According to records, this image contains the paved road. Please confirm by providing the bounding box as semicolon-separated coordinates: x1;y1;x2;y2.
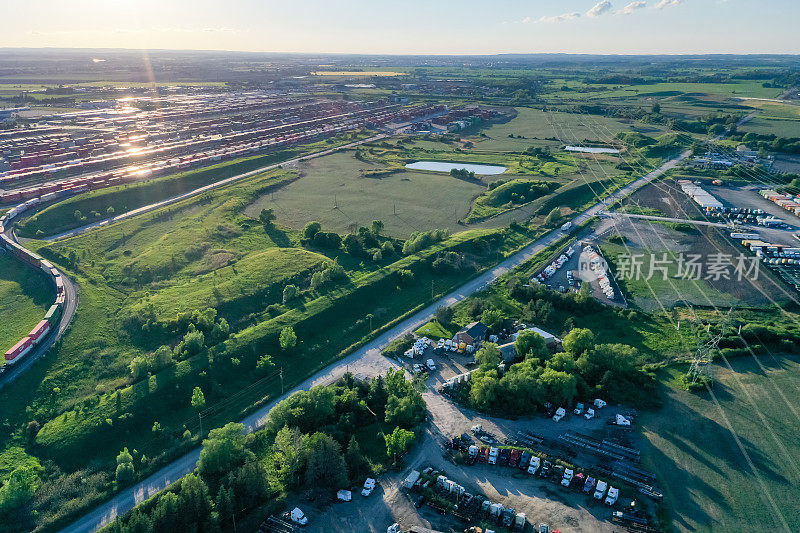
605;211;733;229
61;141;692;532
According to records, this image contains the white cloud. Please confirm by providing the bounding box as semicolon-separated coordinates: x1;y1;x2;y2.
622;1;647;14
587;0;613;17
655;0;681;8
522;16;532;23
536;12;581;23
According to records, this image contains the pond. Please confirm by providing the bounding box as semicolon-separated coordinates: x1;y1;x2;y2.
404;161;507;175
564;145;621;154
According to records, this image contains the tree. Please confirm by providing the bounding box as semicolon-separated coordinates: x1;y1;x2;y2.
344;436;368;482
385;387;426;428
211;318;230;342
381;240;395;257
106;206;115;216
256;354;274;374
563;328;595;357
279;326;297;351
480;308;503;331
151;345;173;371
129;356;149;381
469;369;500;409
198;422;248;478
310;271;325;290
652;103;661;114
150;491;182;532
475;342;501;369
515;330;549;360
539;368;578;405
304;433;347;490
303;221;322;239
232;457;268;508
371;220;384;236
183;330;205;355
282;284;298;304
152;421;163;435
435;305;454;325
115;448;135;485
179;473;213;528
259;208;276;227
0;465;39;516
546;352;578;373
384;426;415;465
372;250;382;262
268;426;306;491
191;386;206;411
343;234;364;256
215;486;235;527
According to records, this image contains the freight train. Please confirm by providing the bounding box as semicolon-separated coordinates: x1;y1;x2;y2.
0;198;66;369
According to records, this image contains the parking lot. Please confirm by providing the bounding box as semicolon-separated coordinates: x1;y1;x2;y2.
539;242;626;308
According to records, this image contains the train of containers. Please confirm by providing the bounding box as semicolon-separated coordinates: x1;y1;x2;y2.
0;199;66;367
0;102;445;204
760;189;800;218
677;179;724;212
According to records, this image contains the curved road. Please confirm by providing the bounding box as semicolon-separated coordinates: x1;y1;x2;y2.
61;143;691;532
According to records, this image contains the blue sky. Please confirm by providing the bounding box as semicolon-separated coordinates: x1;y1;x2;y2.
4;0;799;55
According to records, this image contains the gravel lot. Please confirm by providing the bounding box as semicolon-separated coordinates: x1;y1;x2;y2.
301;368;626;533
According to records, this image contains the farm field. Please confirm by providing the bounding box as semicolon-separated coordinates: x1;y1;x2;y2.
244;150;485;237
740;116;800;138
640;356;800;532
0;253;51;360
465;108;639;151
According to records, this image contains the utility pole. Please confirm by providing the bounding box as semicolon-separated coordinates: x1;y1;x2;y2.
198;413;203;435
431;280;434;300
279;367;284;395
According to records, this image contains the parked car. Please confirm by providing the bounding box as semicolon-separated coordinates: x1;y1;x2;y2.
584;408;595;420
594;480;608;500
519;451;531;470
478;447;489;463
388;523;401;533
605;487;619;506
539;460;551;478
561;468;574;487
573;402;584;415
290;507;308;526
509;448;521;467
362;478;376;497
498;448;511;465
528;456;541;475
583;476;596;494
488;447;499;465
538;523;550;533
426;358;436;371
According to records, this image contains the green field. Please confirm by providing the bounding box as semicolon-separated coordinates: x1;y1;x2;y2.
0;254;51;360
465;108;637;151
740;116;800;138
244;151;485;238
641;357;800;532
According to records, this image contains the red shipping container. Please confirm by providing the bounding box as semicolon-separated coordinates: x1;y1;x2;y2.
5;337;32;363
29;320;50;342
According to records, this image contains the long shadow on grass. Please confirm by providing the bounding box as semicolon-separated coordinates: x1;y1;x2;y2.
265;225;292;247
